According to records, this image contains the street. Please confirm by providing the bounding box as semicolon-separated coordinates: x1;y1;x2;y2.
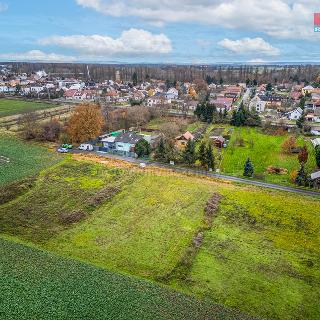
71;150;320;198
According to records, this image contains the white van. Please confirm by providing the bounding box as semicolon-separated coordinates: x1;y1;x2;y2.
79;143;94;151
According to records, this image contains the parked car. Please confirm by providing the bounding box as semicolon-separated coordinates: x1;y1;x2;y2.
61;144;73;149
57;148;69;153
79;143;94;151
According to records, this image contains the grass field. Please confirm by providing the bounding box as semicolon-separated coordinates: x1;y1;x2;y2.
44;174;212;279
1;237;253;320
179;187;320;320
0;134;61;186
0;98;56;117
1;158;320;319
219;127;316;185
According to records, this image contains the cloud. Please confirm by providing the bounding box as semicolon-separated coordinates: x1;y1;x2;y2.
247;58;267;64
0;2;8;12
75;0;320;40
39;29;172;56
218;37;280;56
0;50;77;62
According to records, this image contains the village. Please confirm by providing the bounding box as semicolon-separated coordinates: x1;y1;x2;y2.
1;64;320;189
1;64;320;128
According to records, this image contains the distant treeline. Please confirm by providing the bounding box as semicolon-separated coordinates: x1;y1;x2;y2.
4;62;320;84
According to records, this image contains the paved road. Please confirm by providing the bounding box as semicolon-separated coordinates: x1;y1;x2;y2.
71;150;320;198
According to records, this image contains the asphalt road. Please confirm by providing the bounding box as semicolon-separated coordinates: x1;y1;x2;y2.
71;150;320;198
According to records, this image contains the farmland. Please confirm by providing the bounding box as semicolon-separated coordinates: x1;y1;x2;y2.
0;98;56;117
1;157;319;319
0;133;61;186
1;237;251;320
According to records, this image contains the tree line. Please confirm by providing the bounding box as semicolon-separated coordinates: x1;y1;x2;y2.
8;62;320;84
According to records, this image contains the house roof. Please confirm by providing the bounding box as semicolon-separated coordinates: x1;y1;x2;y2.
175;131;194;141
101;136;116;143
64;89;77;97
114;132;144;144
311;171;320;180
210;136;225;143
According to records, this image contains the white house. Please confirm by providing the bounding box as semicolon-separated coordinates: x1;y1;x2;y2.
36;70;47;78
311;138;320;148
287;107;303;120
249;96;267;113
0;86;9;93
30;86;45;93
166;87;179;99
147;96;171;107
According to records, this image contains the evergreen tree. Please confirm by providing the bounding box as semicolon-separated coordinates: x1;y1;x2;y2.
223;108;228;119
164;141;178;163
266;83;273;91
295;164;307;186
230;103;261;127
154;138;166;161
194;102;217;123
132;72;138;86
315;145;320;168
296;112;305;129
182;139;196;166
135;139;151;158
206;144;215;170
243;158;254;177
198;141;207;167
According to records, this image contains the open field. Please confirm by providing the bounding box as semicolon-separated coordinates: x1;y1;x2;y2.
0;98;56;117
219;127;316;185
0;237;252;320
0;104;74;132
44;173;212;279
0;134;61;186
1;157;319;319
179;187;320;320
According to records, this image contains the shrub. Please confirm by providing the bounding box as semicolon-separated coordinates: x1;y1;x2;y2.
281;136;297;154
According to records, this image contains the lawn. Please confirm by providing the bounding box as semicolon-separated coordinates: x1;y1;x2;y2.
1;158;320;319
0;98;55;117
186;120;204;132
0;134;61;186
146;117;169;130
177;186;320;320
0;237;250;320
220;127;316;185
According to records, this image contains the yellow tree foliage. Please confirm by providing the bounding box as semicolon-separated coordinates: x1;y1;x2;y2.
66;103;105;143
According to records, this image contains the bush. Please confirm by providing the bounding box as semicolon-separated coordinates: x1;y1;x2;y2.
281;136;297;154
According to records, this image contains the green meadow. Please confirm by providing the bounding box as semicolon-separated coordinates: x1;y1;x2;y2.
1;156;319;319
0;98;55;117
220;127;316;185
0;134;61;186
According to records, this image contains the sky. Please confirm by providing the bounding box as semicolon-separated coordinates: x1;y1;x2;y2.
0;0;320;64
